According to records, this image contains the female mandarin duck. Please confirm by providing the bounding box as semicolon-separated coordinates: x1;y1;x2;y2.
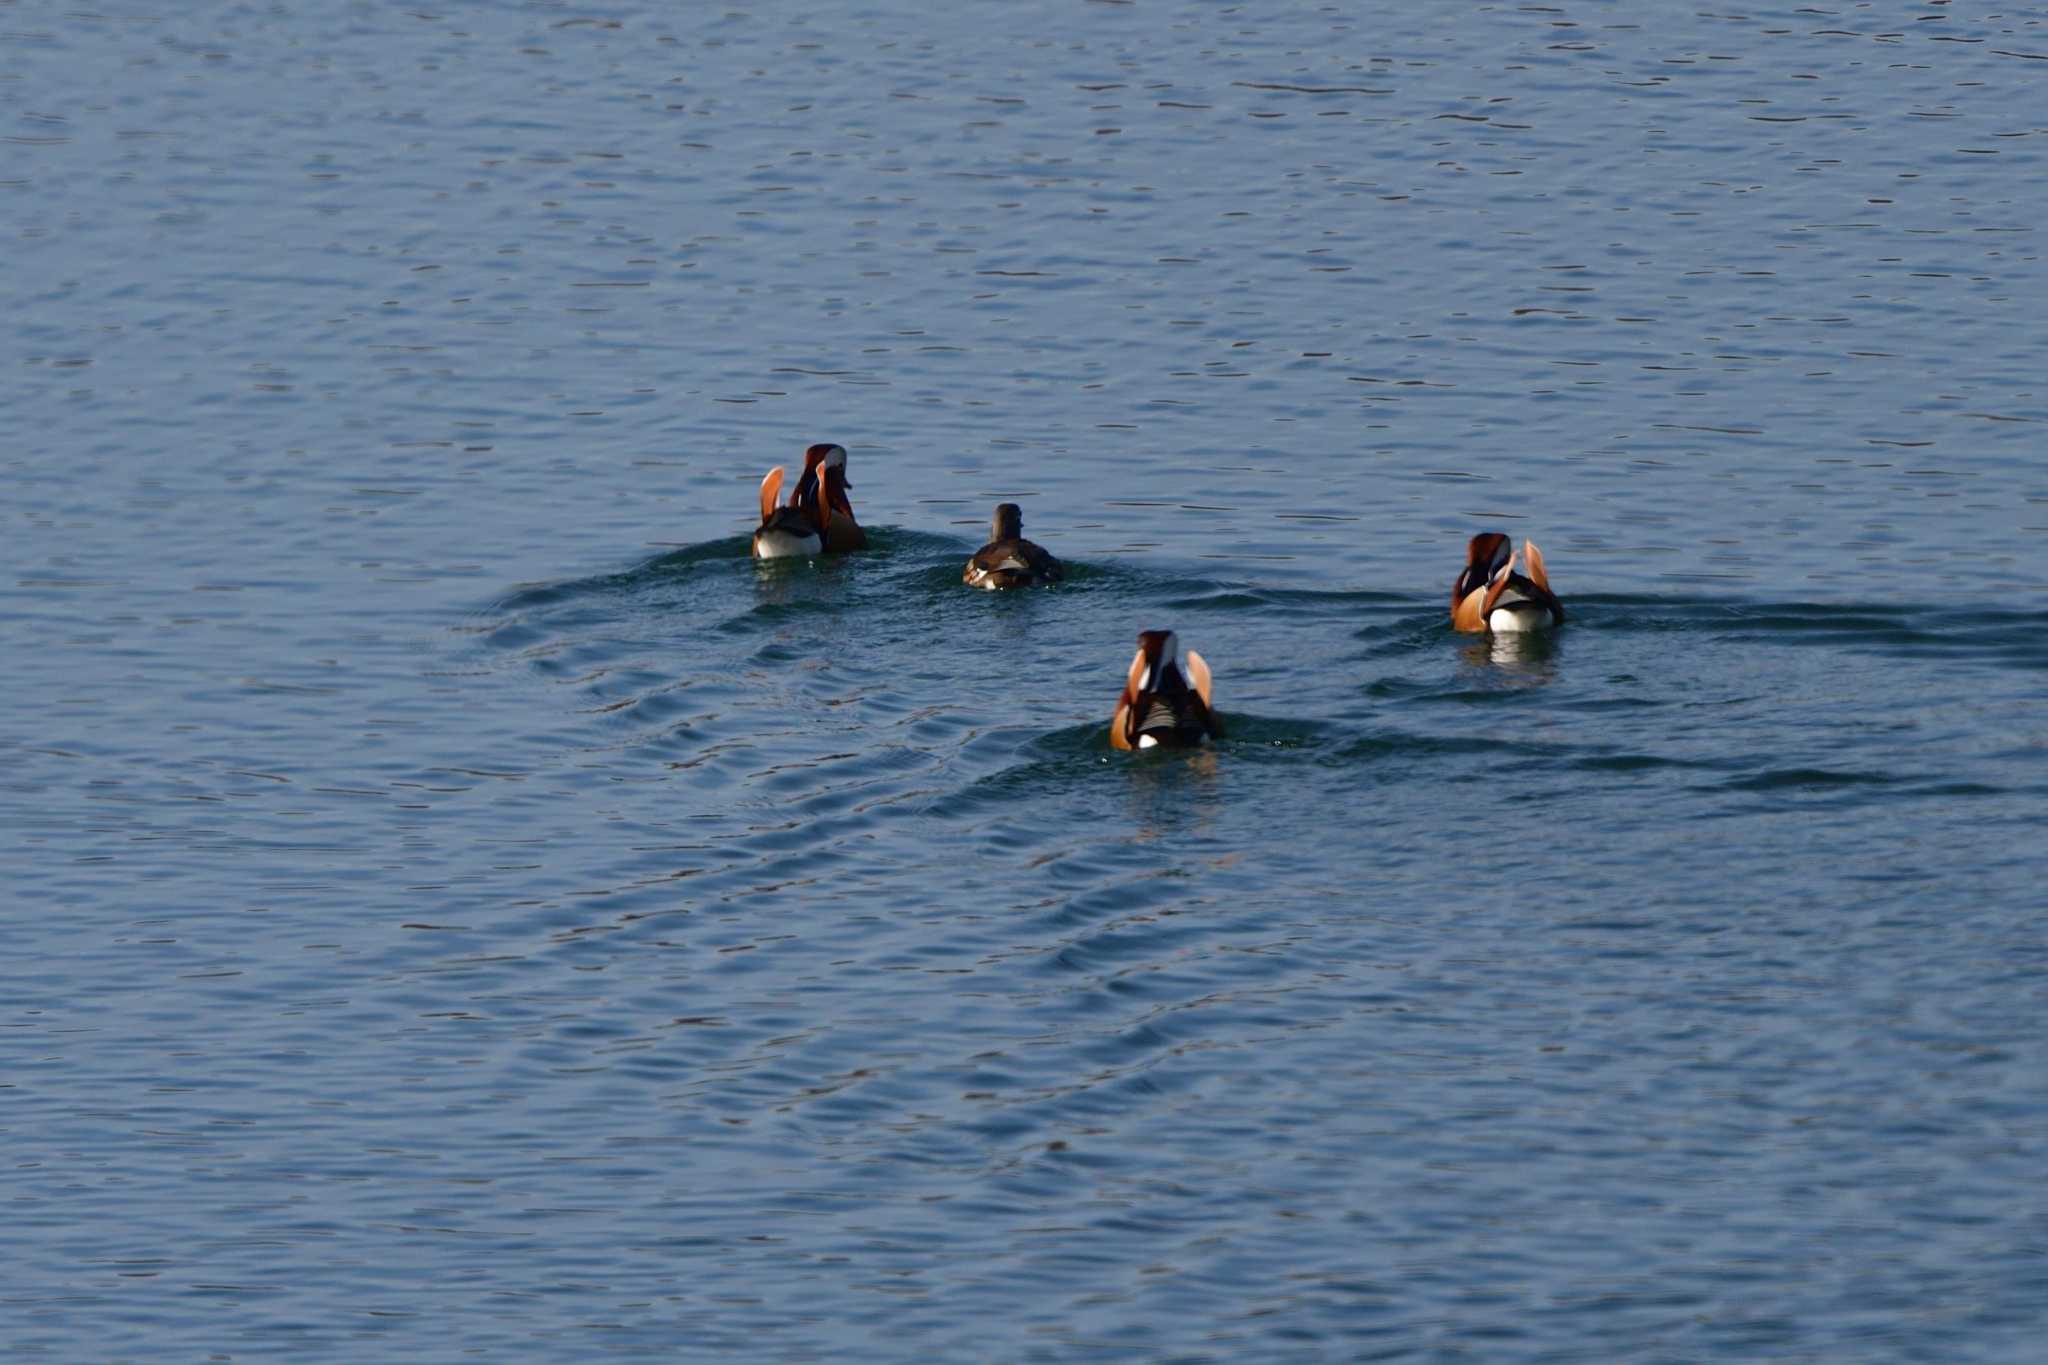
751;463;825;559
1451;531;1565;633
1110;630;1223;750
963;503;1062;589
792;442;866;552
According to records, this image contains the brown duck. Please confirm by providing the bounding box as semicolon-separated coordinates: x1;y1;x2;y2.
963;503;1062;589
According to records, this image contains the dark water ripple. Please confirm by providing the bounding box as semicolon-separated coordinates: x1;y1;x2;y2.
256;535;2029;1363
13;515;2045;1359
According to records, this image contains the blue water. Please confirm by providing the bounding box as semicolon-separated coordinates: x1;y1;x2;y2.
6;3;2048;1359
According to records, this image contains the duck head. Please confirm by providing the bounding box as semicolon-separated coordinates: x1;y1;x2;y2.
1454;532;1515;607
794;442;853;519
990;502;1023;542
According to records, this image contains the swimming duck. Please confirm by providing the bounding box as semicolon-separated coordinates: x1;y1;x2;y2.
963;503;1063;589
1451;531;1565;633
1110;629;1223;750
793;442;867;552
751;464;824;560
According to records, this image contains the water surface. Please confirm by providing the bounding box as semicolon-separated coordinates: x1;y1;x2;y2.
5;3;2048;1360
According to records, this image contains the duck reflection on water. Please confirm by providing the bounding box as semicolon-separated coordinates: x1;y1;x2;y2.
1461;625;1561;681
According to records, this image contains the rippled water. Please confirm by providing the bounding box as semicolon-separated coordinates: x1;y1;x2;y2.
7;3;2048;1360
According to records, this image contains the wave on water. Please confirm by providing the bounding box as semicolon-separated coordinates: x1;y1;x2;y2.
453;543;2044;847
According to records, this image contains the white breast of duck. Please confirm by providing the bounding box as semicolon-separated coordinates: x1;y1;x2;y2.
754;521;822;559
1487;581;1559;633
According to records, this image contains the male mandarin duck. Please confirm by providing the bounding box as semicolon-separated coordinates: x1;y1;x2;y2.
1110;630;1223;750
792;442;866;552
963;503;1062;589
1451;532;1564;633
750;463;824;560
